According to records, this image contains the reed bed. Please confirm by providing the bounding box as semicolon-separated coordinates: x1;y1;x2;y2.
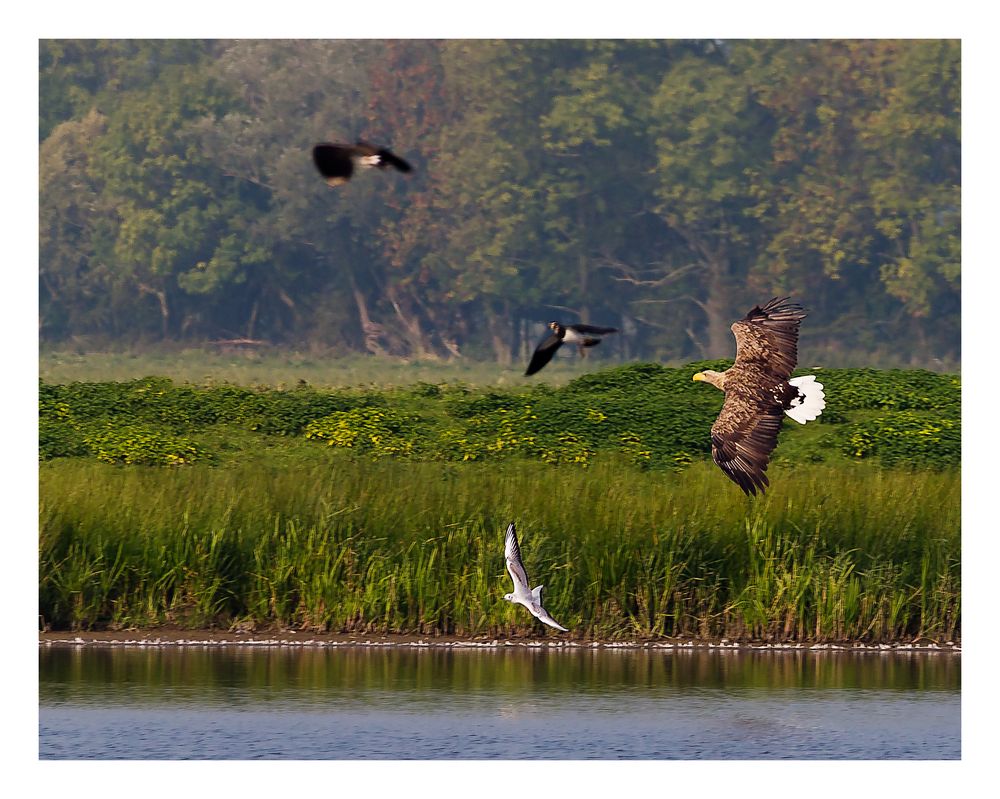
39;458;960;642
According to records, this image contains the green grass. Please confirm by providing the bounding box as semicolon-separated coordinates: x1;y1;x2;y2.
39;457;960;642
38;361;961;641
38;345;961;387
38;348;612;389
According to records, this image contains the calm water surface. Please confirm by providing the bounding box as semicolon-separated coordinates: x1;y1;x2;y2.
39;645;960;760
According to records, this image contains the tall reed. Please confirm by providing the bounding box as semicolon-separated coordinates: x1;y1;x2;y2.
39;457;960;641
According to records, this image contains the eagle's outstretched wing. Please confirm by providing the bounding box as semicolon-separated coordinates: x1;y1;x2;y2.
730;297;805;381
710;392;785;496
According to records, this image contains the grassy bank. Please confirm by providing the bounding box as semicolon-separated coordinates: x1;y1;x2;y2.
39;457;960;642
38;363;960;641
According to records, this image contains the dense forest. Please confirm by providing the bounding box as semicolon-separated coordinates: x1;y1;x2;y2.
39;39;960;366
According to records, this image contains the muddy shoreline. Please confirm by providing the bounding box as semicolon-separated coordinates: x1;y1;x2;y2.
38;629;961;652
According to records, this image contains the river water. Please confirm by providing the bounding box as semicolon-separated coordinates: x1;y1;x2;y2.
38;645;960;760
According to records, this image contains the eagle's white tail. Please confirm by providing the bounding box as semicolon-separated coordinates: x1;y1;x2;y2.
785;375;825;424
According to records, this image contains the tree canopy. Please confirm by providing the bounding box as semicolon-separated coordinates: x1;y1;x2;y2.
39;39;961;366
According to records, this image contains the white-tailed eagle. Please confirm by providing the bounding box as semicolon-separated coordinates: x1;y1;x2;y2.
692;298;825;495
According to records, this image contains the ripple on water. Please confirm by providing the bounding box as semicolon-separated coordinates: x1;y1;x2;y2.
38;646;960;760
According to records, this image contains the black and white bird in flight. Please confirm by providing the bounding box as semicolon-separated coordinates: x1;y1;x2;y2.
502;522;568;632
524;321;619;376
312;142;412;187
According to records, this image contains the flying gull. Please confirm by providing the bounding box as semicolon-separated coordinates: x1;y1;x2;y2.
502;522;568;632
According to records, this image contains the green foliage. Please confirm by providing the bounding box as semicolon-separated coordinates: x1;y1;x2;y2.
38;40;960;366
812;368;959;412
39;376;381;441
39;364;961;472
838;411;960;469
39;416;89;461
81;423;208;465
304;407;416;458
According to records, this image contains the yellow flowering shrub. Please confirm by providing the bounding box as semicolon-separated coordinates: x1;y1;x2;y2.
304;407;414;459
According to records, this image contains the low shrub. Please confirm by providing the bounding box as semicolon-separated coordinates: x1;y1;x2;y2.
38;364;961;471
839;411;960;469
304;407;416;458
81;422;209;465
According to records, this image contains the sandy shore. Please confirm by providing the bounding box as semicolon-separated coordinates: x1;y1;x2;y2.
38;629;961;652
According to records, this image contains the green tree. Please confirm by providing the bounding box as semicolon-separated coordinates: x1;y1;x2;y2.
40;40;213;140
39;108;115;338
744;40;960;361
863;40;960;327
648;43;773;357
89;61;239;338
37;39;961;366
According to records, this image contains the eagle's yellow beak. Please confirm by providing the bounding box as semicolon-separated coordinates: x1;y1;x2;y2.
692;372;705;382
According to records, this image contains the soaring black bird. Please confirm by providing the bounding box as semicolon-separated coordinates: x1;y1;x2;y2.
691;297;826;496
312;141;412;187
524;321;619;376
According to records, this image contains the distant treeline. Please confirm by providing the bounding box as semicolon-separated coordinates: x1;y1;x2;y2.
40;40;960;366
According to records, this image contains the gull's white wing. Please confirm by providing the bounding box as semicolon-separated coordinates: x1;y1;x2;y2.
504;523;530;591
535;608;569;632
528;585;568;631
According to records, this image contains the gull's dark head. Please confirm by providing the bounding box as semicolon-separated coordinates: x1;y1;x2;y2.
548;321;563;334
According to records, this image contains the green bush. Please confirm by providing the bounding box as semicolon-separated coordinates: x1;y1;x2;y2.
38;393;89;460
39;364;961;471
40;377;382;436
304;407;416;458
812;368;960;413
39;417;89;460
81;422;209;465
839;411;960;469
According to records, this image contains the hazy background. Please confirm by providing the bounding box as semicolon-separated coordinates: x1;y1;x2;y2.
39;39;960;369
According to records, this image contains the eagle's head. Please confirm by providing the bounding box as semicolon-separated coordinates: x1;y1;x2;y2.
693;370;725;390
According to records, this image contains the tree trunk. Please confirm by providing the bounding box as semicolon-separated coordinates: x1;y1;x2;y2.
348;273;386;356
246;297;260;340
386;284;437;360
577;203;590;324
703;267;735;359
354;291;386;356
669;221;736;360
486;309;512;365
138;282;169;339
688;250;734;360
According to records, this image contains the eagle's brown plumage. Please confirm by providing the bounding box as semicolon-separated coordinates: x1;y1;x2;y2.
694;297;812;496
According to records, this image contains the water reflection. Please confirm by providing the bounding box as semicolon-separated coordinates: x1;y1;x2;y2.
39;646;960;760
